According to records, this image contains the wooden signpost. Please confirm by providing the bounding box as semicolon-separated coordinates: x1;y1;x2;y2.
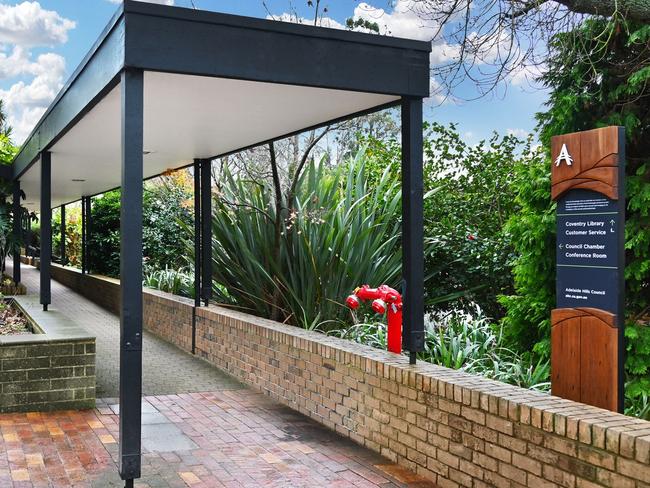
550;126;625;412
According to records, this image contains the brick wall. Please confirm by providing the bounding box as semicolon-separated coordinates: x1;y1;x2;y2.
0;340;95;413
48;264;194;353
47;264;650;487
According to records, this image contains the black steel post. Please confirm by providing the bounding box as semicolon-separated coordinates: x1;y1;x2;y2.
60;205;66;266
40;152;52;311
81;197;86;274
401;98;424;365
12;181;21;284
86;196;93;274
192;159;201;354
200;159;212;307
118;68;144;484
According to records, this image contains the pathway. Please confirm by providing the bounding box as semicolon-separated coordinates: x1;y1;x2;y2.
9;262;242;397
1;262;437;487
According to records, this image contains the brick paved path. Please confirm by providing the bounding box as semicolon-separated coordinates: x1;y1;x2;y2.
9;262;243;397
0;392;436;487
1;262;437;487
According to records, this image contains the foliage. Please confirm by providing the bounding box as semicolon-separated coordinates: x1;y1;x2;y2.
143;266;195;298
360;122;539;318
0;133;22;272
0;180;21;272
328;309;550;391
143;171;194;272
498;152;555;356
88;191;121;276
0;134;17;166
203;151;405;329
503;18;650;417
86;171;194;277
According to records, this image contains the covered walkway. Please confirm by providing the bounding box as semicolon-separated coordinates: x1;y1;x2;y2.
0;262;436;488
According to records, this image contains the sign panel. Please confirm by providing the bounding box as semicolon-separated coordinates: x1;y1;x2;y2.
556;189;623;313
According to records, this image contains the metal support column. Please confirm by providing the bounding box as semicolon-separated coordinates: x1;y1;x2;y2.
200;159;212;307
118;68;144;485
192;159;201;354
60;205;66;266
86;196;92;273
401;97;424;365
12;181;21;284
40;151;52;311
81;197;86;274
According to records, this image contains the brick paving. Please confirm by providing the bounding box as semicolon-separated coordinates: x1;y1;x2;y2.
1;263;437;487
0;391;436;487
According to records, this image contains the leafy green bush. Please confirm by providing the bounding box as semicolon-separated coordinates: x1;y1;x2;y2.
86;172;194;277
361;123;539;318
328;309;550;392
143;266;195;298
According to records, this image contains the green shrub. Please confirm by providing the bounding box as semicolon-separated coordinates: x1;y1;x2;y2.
143;266;195;298
361;123;538;318
327;309;550;392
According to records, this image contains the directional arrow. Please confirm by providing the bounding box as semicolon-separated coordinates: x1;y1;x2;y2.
610;219;616;233
559;244;564;249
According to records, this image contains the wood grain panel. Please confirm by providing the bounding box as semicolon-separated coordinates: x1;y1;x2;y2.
551;127;620;201
551;307;619;410
551;309;581;402
580;315;618;411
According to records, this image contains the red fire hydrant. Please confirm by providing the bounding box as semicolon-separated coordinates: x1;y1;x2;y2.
346;285;402;354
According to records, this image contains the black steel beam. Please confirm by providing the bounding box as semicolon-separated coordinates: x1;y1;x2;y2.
60;205;66;266
125;4;430;98
12;181;21;284
200;159;211;307
40;152;52;311
118;68;144;484
401;97;424;365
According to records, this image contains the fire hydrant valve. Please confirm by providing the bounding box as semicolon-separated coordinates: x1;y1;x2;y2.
345;284;402;354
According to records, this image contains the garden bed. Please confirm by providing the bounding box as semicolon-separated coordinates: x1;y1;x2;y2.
0;298;34;335
0;295;95;413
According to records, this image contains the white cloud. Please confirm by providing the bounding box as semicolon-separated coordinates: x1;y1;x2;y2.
509;63;545;87
507;128;529;138
106;0;175;4
0;46;32;79
0;3;74;144
0;2;75;47
0;52;66;143
270;12;345;29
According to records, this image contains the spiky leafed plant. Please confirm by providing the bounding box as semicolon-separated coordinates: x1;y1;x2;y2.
202;151;406;329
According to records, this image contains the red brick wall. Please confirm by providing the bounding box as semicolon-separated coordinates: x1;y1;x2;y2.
47;264;650;487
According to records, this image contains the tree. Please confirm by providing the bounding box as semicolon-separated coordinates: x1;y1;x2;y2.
268;0;649;99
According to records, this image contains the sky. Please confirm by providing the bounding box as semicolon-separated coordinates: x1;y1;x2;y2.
0;0;549;146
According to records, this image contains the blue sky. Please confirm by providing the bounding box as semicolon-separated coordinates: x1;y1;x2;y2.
0;0;548;145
